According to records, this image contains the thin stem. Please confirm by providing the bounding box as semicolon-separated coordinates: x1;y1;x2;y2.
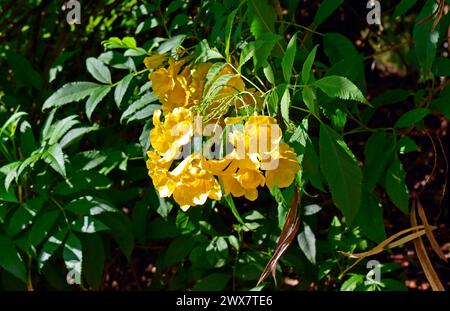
276;20;324;36
50;196;71;229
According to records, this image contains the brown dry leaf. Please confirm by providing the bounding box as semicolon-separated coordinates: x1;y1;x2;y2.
257;188;300;287
411;200;445;291
339;226;428;278
417;201;448;262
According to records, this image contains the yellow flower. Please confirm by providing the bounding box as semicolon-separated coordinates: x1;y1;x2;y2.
171;155;222;211
144;54;167;70
221;168;265;201
150;108;194;161
264;144;300;189
146;151;176;198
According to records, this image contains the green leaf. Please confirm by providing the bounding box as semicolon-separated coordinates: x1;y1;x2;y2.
43;82;101;110
314;76;368;104
5;51;42;90
323;33;358;64
0;235;26;282
394;0;418;17
0;111;27;137
85;86;111;120
164;236;197;267
59;125;99;149
302;45;318;84
192;273;230;291
433;84;450;118
19;121;37;157
66;196;117;216
157;35;186;53
114;74;133;108
46;115;79;145
385;157;409;214
42;144;66;177
413;0;440;79
319;124;362;225
224;195;245;226
225;8;239;59
38;229;68;270
247;0;276;40
433;57;450;77
0;183;17;203
355;189;386;243
302;86;317;114
86;58;112;84
363;131;396;191
263;64;275;85
341;274;365;291
63;233;83;285
71;216;109;233
29;210;60;246
297;223;316;264
120;92;159;123
398;136;419;154
313;0;344;27
266;87;279;116
97;212;133;259
280;85;291;125
239;33;281;69
80;233;105;290
395;108;430;128
282;33;298;82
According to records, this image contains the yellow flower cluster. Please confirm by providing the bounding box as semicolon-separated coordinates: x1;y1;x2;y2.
144;55;300;211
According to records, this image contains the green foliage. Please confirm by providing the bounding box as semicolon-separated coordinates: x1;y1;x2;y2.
0;0;447;292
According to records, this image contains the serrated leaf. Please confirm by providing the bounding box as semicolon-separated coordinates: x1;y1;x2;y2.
43;82;101;110
319;124;362;225
120;92;159;123
263;64;275;85
247;0;276;40
86;58;112;84
385;157;409;214
59;126;99;149
282;33;298;82
42;144;66;177
280;85;291;125
46;115;79;145
395;108;430;128
302;86;317;114
85;86;111;120
0;235;26;282
157;35;186;53
302;45;318;84
314;76;368;104
297;223;316;264
114;74;133;108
